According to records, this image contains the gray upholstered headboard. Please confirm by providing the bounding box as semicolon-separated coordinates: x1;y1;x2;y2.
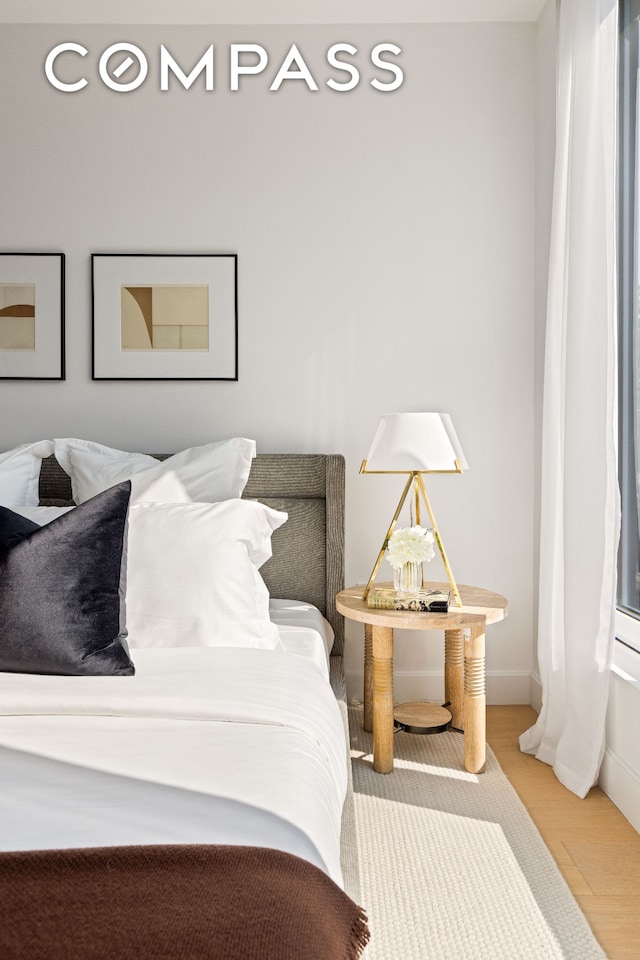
38;453;346;656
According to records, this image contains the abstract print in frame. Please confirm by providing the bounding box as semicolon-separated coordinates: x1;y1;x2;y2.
0;253;65;380
91;254;238;380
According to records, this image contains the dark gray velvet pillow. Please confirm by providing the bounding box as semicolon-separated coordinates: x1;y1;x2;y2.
0;481;134;677
0;509;40;550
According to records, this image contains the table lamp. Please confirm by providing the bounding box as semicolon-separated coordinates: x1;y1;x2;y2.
360;412;468;605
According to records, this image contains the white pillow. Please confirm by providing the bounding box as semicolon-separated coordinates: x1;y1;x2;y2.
0;441;54;507
53;437;256;505
125;499;288;649
11;505;74;524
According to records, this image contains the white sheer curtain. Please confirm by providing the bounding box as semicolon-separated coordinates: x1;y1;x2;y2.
519;0;620;798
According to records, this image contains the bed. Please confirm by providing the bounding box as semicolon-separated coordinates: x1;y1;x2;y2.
0;440;366;960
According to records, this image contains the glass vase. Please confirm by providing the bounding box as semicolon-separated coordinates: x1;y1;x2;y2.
393;561;423;594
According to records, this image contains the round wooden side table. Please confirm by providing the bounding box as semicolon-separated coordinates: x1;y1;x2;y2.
336;582;508;774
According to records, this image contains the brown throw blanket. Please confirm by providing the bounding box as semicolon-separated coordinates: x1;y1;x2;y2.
0;844;370;960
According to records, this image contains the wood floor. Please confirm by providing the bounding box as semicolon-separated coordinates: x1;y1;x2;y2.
486;705;640;960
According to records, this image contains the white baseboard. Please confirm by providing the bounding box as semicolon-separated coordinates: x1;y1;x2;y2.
345;669;532;705
599;747;640;834
529;672;542;712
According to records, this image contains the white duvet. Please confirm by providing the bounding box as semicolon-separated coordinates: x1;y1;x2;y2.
0;645;348;885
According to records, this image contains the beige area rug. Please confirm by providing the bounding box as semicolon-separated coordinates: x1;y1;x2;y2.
348;702;606;960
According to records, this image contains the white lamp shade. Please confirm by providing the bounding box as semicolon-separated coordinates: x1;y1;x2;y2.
365;413;468;472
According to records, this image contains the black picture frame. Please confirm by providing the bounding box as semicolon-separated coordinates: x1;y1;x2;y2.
91;253;238;381
0;252;65;380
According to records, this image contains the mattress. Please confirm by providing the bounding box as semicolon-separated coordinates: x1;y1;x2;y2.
0;606;347;886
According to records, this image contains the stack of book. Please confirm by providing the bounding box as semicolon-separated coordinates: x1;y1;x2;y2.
366;587;450;612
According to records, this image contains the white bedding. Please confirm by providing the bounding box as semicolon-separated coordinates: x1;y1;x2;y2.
270;598;334;679
0;636;347;885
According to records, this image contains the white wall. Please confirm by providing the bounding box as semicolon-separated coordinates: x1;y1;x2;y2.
0;1;549;25
0;20;536;703
530;0;556;709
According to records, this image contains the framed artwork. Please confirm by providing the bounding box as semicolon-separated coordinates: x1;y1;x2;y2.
0;253;65;380
91;253;238;380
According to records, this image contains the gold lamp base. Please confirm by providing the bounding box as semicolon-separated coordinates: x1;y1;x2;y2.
360;461;463;606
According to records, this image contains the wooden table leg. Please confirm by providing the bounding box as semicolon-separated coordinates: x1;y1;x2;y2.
463;621;486;774
363;623;373;733
444;628;464;730
372;625;394;774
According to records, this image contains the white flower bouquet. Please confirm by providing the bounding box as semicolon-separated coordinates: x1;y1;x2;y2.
386;525;435;569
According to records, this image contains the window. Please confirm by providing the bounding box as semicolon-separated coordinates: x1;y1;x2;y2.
618;0;640;653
